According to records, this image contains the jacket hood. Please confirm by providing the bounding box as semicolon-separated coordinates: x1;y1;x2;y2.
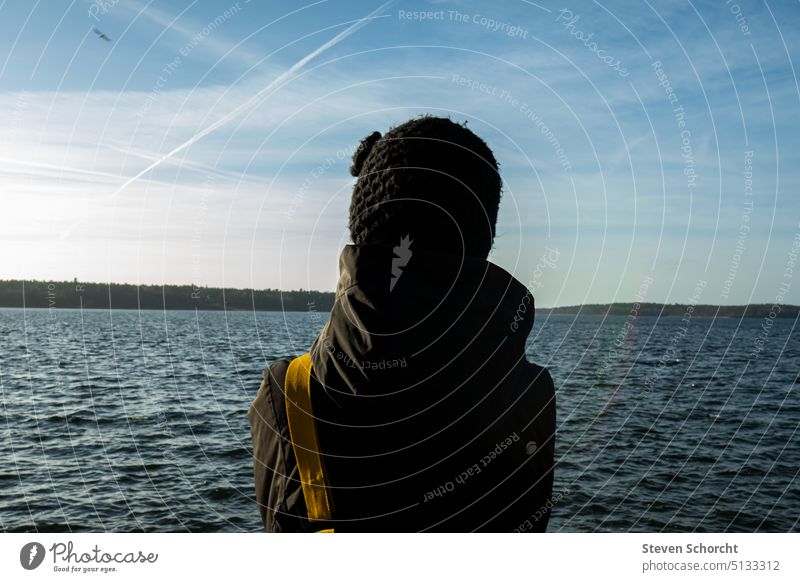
309;243;535;398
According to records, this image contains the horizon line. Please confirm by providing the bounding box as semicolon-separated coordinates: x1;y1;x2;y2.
2;278;797;311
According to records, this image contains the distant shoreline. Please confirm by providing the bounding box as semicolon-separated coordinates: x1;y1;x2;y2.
542;303;799;318
0;279;336;312
1;279;797;318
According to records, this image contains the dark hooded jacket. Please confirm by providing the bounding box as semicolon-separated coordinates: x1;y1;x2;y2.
248;243;555;532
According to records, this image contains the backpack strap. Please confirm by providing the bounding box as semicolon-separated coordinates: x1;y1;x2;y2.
284;353;334;531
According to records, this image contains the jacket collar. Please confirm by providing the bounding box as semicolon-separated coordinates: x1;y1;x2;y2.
309;243;534;396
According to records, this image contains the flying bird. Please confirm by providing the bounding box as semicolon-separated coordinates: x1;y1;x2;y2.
94;28;112;42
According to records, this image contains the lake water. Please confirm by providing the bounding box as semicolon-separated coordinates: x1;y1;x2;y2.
1;308;797;532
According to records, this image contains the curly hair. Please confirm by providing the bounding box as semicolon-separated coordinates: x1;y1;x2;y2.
347;116;501;258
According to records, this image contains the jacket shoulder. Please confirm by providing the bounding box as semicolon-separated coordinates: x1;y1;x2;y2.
522;360;554;391
515;360;556;419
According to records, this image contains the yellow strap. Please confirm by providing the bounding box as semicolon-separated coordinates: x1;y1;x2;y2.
284;353;334;527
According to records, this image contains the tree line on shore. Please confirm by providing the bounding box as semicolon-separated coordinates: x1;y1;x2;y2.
0;279;335;311
543;302;799;318
0;280;796;318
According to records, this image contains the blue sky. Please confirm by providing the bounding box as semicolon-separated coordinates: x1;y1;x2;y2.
1;0;798;307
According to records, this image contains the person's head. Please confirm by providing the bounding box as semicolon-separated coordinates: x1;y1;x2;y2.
347;116;501;259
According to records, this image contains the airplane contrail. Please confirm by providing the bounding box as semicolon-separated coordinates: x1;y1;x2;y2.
60;1;395;240
0;157;123;182
100;141;269;185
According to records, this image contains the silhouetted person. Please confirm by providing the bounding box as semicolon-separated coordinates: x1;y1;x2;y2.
249;116;555;532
